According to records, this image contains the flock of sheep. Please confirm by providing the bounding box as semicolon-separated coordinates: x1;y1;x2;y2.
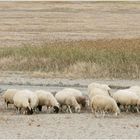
2;82;140;117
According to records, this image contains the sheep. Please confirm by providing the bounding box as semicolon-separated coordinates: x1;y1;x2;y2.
91;95;120;117
2;89;19;108
57;88;87;108
111;89;139;112
13;89;39;115
87;83;111;110
35;90;59;113
87;82;111;99
55;89;81;113
88;83;111;94
129;86;140;97
88;87;110;99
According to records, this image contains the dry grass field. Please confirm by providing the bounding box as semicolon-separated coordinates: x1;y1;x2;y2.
0;1;140;79
0;1;140;47
0;39;139;79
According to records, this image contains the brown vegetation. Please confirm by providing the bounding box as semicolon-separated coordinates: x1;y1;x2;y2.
0;39;139;79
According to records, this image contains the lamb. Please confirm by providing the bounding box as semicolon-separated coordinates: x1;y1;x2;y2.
57;88;87;108
2;89;19;108
87;82;111;99
13;89;39;115
111;89;139;112
35;90;59;113
55;89;81;113
91;95;120;117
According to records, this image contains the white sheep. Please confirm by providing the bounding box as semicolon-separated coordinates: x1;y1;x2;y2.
129;86;140;97
55;89;81;113
129;86;140;111
2;89;19;108
111;89;139;112
91;95;120;117
87;82;111;99
57;88;87;108
88;82;111;93
13;89;39;115
35;90;59;113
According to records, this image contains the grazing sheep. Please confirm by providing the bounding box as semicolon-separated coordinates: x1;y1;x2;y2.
91;95;120;117
57;88;87;108
13;89;39;115
35;90;59;113
88;83;111;94
2;89;19;108
87;83;111;99
111;89;139;112
55;90;81;113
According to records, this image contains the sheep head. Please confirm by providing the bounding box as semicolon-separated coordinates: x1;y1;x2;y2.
53;106;59;113
75;104;81;113
26;107;33;115
76;96;86;108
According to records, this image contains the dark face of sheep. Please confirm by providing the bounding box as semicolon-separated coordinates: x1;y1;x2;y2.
81;99;86;108
37;105;42;111
53;106;59;113
26;108;33;115
77;97;86;108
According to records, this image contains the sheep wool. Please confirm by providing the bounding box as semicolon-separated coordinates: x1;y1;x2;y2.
35;90;59;113
3;89;19;108
91;95;120;116
13;89;39;115
55;90;81;113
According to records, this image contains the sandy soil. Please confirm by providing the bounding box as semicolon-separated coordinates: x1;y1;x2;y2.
0;73;140;138
0;1;140;47
0;98;140;139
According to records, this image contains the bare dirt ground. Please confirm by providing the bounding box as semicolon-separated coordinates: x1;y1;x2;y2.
0;1;140;47
0;73;140;139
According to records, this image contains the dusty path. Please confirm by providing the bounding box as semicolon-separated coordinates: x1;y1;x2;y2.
0;109;140;139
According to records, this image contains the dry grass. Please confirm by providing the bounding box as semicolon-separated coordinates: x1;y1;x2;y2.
0;38;140;79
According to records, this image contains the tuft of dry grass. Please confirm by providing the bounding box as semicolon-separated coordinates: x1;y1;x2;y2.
0;38;140;79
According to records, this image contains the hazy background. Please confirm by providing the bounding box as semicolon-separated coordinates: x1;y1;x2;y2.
0;1;140;47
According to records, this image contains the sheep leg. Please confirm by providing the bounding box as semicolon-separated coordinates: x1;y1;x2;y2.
60;105;63;112
47;107;52;113
60;105;66;113
94;110;98;118
68;105;72;113
16;107;21;115
23;109;27;115
6;102;9;109
91;107;94;113
102;111;105;118
136;106;139;113
38;105;42;111
114;112;118;116
125;105;129;113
